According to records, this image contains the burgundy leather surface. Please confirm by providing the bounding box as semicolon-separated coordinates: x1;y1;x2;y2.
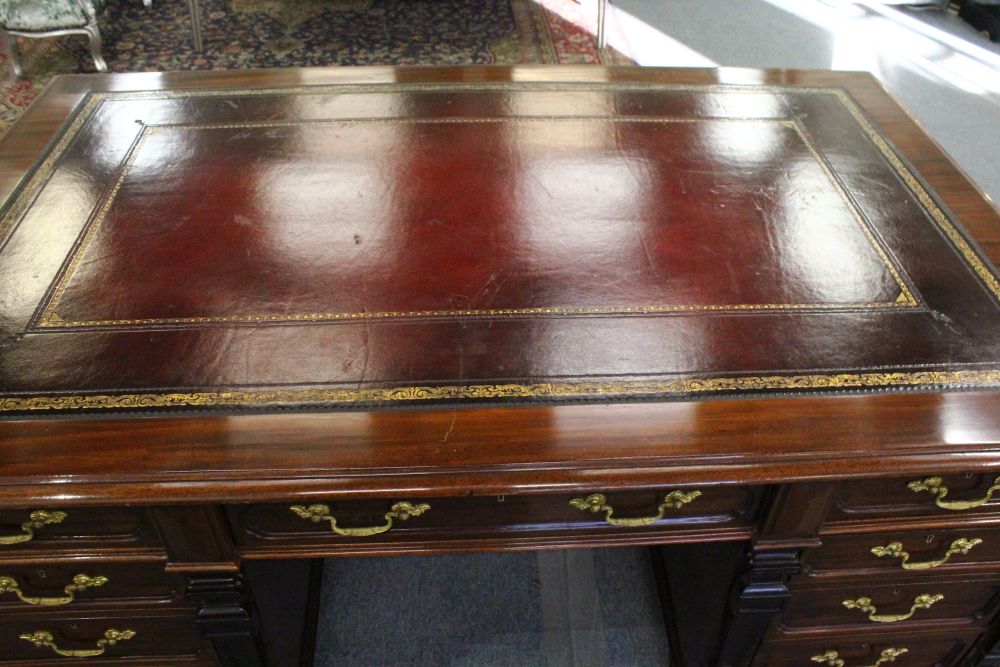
1;79;999;413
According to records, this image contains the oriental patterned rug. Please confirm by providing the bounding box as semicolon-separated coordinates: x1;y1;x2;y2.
0;0;632;135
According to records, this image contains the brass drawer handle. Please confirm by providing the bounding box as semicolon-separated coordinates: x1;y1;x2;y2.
289;502;430;537
842;593;942;623
871;537;982;570
0;510;67;546
0;573;108;606
19;628;135;658
812;648;908;667
568;490;702;527
907;475;1000;510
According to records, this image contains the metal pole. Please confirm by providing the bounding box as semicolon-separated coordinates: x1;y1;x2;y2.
187;0;203;52
596;0;608;49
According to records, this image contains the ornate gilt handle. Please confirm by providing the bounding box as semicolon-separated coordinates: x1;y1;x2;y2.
812;648;908;667
568;490;702;527
0;510;67;546
871;537;982;570
907;475;1000;510
19;628;135;658
842;593;942;623
0;573;107;606
289;502;430;537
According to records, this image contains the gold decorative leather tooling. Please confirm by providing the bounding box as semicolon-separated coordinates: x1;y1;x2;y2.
289;502;431;537
19;628;135;658
0;573;107;606
812;648;909;667
3;80;1000;416
568;491;702;527
0;510;67;546
842;593;943;623
908;476;1000;510
871;537;982;570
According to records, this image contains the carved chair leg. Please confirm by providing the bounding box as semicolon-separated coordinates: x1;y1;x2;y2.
1;30;22;79
83;23;107;72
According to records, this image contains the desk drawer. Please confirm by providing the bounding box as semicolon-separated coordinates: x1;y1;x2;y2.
0;610;217;664
0;508;161;558
0;560;179;614
827;473;1000;526
803;526;1000;579
230;485;760;554
753;630;977;667
776;577;1000;635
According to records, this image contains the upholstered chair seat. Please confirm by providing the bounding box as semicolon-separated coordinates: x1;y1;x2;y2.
0;0;148;77
0;0;107;32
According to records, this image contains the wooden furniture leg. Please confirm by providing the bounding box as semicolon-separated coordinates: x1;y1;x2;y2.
188;574;266;667
716;548;799;667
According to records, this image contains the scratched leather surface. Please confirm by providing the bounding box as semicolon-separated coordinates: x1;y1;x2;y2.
1;81;999;413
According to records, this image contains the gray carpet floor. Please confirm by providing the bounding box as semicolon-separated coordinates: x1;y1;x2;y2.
315;548;670;666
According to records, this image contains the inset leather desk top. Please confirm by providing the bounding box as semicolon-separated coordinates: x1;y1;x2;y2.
1;67;999;415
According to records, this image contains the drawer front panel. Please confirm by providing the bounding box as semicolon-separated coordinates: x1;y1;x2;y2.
230;485;760;550
0;508;161;557
754;631;977;667
803;527;1000;578
828;473;1000;525
0;560;179;613
0;612;215;664
778;578;1000;634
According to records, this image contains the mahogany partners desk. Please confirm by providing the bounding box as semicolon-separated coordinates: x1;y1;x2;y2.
1;65;1000;666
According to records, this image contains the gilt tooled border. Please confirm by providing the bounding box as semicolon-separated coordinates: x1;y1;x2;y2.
1;81;999;411
829;88;1000;304
34;115;915;329
0;95;104;248
5;80;999;311
3;370;1000;412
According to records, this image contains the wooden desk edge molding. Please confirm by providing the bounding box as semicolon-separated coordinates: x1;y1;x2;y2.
1;66;999;667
